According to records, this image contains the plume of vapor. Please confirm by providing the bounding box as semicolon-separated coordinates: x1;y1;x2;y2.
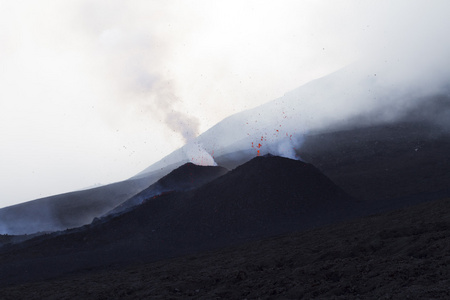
0;202;58;235
146;81;218;165
183;142;217;166
165;110;200;142
3;0;450;208
94;23;203;147
82;0;450;166
129;77;216;166
152;82;200;143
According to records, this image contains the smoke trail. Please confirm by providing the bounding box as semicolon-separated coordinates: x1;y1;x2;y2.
151;81;200;139
183;141;217;166
96;27;214;166
164;108;200;143
145;80;217;166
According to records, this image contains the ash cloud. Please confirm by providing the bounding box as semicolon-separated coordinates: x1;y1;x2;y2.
85;0;450;156
0;201;59;235
93;23;202;146
3;1;450;209
183;142;217;166
130;75;215;166
152;82;200;143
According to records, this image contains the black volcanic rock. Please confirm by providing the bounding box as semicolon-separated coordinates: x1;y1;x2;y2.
180;155;355;238
300;120;450;201
3;197;449;299
0;175;155;235
0;156;356;286
98;156;355;247
103;163;229;218
98;155;355;246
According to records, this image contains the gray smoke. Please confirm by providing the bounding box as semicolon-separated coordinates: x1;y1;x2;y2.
152;82;200;143
0;201;58;235
3;0;450;225
81;0;450;168
144;80;217;165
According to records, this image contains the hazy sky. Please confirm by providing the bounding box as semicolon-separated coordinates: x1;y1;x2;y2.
0;1;448;208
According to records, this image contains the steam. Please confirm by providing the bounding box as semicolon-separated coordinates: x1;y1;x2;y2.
183;142;217;166
273;137;304;161
82;0;450;149
246;125;304;160
151;81;201;143
165;110;200;142
0;202;59;235
2;0;450;209
149;81;216;166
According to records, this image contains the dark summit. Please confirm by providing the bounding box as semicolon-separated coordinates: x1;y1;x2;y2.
0;155;355;287
103;163;229;218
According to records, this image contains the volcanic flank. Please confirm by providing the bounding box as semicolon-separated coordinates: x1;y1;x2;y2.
102;163;229;218
0;171;164;235
0;155;355;287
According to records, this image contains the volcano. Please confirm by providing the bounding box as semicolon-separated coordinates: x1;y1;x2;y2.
0;155;355;287
0;60;449;297
102;163;229;218
0;168;171;235
2;61;449;237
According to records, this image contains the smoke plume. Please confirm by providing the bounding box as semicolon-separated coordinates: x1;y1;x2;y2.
183;142;217;166
147;81;217;166
149;80;201;143
2;1;450;208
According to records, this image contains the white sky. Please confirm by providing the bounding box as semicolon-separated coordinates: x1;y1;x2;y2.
0;1;448;208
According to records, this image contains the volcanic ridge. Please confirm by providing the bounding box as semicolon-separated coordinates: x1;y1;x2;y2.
0;155;355;287
102;163;229;218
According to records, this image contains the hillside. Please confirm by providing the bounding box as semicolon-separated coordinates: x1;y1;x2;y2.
1;196;449;299
103;163;229;218
0;155;355;287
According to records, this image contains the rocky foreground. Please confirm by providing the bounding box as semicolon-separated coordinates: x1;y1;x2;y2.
1;196;449;299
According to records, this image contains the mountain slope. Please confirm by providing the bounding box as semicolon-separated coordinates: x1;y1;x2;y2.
135;62;450;177
103;163;228;218
0;155;356;287
2;196;448;299
300;120;450;201
0;168;172;235
3;62;449;236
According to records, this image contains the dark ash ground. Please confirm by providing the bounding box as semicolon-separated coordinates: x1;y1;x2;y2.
1;120;450;299
1;197;449;299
